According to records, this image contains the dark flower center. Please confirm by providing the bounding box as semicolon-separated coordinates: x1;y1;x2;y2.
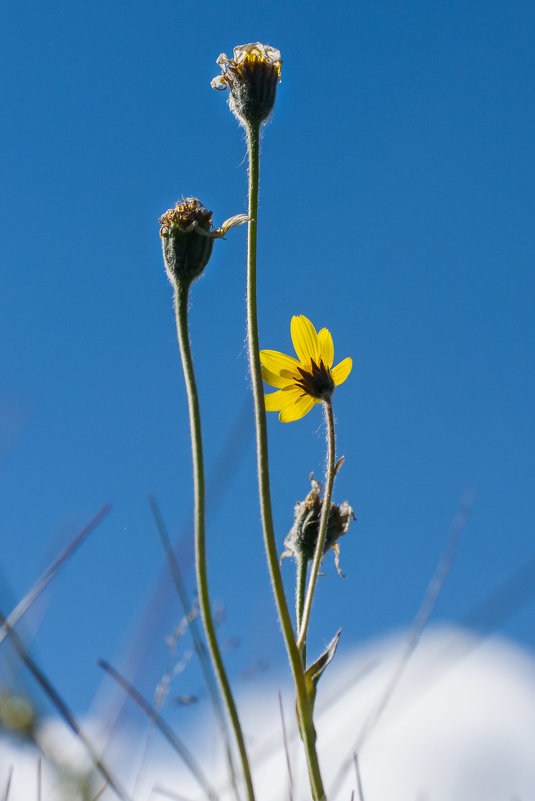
295;359;335;400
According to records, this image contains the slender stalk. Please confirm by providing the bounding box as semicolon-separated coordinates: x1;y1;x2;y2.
149;495;240;801
296;552;308;665
245;120;327;801
173;280;255;801
297;401;336;653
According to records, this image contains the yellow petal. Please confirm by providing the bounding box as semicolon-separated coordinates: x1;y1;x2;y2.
264;390;286;411
260;349;300;377
279;394;315;423
331;357;353;386
261;364;293;389
290;315;320;365
317;327;334;368
265;386;302;412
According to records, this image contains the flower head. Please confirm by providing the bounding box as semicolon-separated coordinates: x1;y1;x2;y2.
159;198;247;286
260;315;353;422
281;475;355;576
211;42;282;125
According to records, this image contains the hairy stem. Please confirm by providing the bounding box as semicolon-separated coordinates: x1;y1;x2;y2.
296;552;308;666
149;495;240;801
297;400;336;653
245;120;327;801
174;280;255;801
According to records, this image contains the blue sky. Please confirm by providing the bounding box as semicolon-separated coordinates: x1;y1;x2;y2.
1;0;534;732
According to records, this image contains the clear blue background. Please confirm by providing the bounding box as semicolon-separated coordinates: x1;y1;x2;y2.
1;0;534;732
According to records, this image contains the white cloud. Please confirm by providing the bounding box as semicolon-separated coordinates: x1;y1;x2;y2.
2;627;535;801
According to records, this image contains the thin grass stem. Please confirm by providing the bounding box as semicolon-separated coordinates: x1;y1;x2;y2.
0;611;130;801
0;505;111;648
173;279;255;801
2;767;13;801
278;693;294;801
97;659;218;801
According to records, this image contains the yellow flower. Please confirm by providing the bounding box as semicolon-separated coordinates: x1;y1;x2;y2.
211;42;282;124
260;315;353;423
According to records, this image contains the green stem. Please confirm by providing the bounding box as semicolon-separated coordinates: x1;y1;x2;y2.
297;401;336;653
149;496;240;801
296;553;308;666
174;281;255;801
245;121;327;801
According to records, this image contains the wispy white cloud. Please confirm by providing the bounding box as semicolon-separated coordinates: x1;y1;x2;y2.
2;627;535;801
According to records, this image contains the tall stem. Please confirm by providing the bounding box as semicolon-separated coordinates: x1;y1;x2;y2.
174;281;255;801
245;121;327;801
297;401;336;652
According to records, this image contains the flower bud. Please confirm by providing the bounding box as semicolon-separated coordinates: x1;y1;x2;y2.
211;42;282;126
281;476;355;576
159;198;248;286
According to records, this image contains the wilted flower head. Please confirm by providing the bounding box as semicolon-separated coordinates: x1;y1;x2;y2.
281;476;355;576
159;198;247;286
211;42;282;125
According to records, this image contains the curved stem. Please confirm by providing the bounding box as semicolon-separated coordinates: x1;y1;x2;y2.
149;496;240;801
245;121;327;801
297;401;336;653
174;281;255;801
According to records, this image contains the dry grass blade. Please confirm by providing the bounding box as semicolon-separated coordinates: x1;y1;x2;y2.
148;494;240;801
97;659;218;801
357;492;473;749
152;786;197;801
0;505;111;647
89;409;253;796
91;785;108;801
278;692;294;801
353;753;365;801
460;552;535;635
0;611;131;801
2;767;13;801
329;491;473;798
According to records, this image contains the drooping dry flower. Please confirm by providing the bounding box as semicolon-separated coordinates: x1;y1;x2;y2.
281;476;355;576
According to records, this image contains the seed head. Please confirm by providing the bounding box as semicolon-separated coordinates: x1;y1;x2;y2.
281;475;355;576
211;42;282;126
159;198;247;286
